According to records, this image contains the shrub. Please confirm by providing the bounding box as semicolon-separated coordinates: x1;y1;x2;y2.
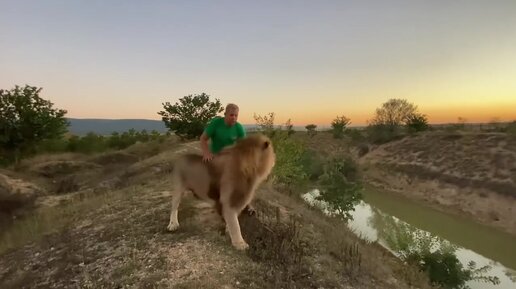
366;124;404;144
254;113;307;187
406;113;430;133
305;124;317;138
315;155;362;221
331;115;351;139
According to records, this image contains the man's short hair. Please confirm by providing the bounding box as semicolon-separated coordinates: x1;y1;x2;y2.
225;103;239;113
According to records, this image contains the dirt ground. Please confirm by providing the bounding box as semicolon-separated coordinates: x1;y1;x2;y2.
0;139;433;289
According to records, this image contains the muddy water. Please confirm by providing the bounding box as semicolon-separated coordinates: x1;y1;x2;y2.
302;188;516;289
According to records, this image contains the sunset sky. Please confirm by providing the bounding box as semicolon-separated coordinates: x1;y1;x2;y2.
1;0;515;126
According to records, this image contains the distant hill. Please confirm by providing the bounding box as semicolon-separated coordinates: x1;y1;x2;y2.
66;118;328;136
66;118;168;136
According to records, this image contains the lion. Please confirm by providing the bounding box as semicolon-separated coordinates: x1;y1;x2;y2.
166;133;276;250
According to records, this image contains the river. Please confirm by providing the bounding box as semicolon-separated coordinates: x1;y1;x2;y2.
302;188;516;289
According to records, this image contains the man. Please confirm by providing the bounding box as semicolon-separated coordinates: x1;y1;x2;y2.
199;103;255;215
200;103;246;162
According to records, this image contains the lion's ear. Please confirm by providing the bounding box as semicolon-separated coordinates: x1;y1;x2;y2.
263;141;270;150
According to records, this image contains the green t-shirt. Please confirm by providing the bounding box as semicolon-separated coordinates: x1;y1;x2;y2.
204;116;246;154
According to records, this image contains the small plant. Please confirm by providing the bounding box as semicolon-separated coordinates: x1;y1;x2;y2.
331;241;362;280
305;124;317;138
331;115;351;139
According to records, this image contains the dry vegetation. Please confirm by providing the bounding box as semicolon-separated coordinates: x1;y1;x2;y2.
0;136;434;289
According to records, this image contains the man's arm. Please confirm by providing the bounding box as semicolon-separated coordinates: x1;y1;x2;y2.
200;132;212;160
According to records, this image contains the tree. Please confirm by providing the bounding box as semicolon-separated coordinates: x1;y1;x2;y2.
0;85;68;162
331;115;351;139
305;124;317;138
157;93;223;140
370;98;418;127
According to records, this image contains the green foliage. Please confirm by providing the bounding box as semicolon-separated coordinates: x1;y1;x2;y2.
299;149;325;181
345;128;366;143
34;129;167;155
0;85;69;163
331;115;351;139
305;124;317;138
157;93;223;140
254;113;307;186
366;124;404;144
406;113;430;133
315;156;362;221
506;121;516;136
271;130;307;186
370;210;500;289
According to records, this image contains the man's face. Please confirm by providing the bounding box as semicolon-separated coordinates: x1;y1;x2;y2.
224;109;239;126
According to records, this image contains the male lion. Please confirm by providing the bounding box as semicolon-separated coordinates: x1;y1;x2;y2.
167;133;276;250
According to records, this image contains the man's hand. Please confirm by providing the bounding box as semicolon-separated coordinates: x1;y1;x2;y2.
202;151;214;162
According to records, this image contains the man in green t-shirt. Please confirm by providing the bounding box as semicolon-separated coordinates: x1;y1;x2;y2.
200;103;256;215
200;103;246;162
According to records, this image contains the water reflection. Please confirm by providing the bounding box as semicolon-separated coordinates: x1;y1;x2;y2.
302;190;515;289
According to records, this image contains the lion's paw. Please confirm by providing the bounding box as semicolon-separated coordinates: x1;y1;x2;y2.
167;222;179;231
233;241;249;251
243;205;256;216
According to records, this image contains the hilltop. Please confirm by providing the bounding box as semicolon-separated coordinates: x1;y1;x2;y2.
0;136;433;289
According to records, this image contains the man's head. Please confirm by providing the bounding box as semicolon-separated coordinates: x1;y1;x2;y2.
224;103;239;126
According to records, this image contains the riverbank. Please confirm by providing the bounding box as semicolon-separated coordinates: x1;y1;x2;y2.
358;131;516;236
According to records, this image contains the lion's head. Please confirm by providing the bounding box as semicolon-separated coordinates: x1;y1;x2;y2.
224;133;276;178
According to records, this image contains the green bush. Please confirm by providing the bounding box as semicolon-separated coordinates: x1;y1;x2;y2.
366;124;404;144
254;113;307;187
315;155;362;221
271;131;308;186
299;149;325;181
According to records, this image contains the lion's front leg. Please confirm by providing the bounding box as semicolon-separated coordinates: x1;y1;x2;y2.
167;189;184;232
222;206;249;250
